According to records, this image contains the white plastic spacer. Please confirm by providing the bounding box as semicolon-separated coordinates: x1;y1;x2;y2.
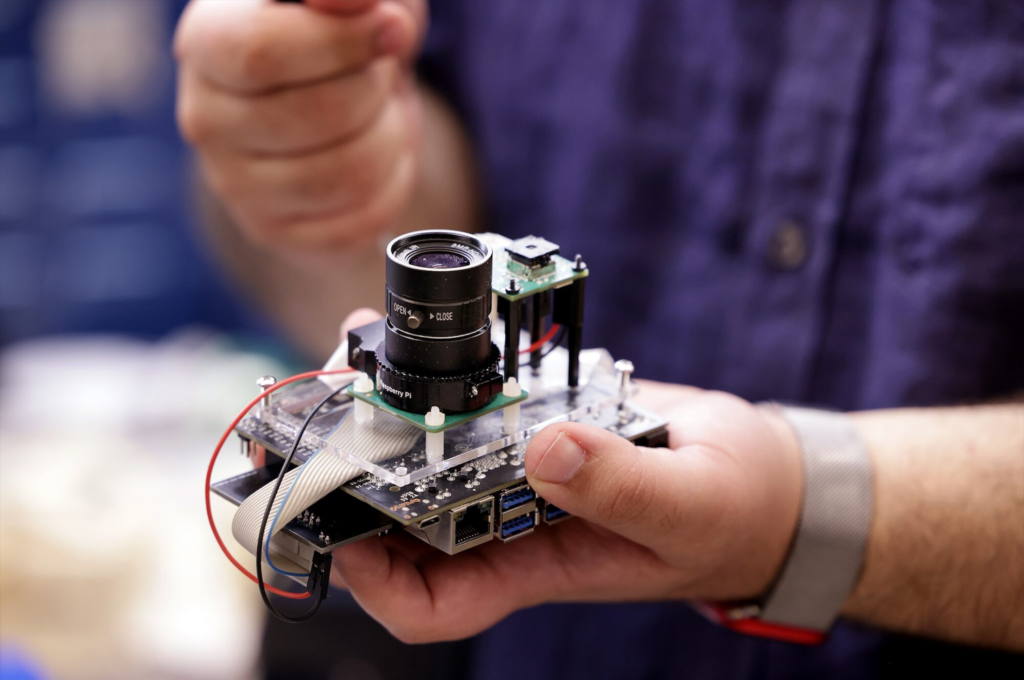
354;372;375;424
354;372;374;394
502;379;522;433
425;407;445;464
503;377;522;398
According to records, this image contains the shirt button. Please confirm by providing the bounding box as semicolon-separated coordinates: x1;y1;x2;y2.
767;220;808;270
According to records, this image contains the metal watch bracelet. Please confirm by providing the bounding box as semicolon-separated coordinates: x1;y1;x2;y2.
747;406;875;632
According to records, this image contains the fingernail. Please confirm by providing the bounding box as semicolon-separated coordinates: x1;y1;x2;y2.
532;432;585;484
375;20;404;56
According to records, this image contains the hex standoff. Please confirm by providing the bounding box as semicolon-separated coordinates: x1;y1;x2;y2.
502;378;522;433
425;407;446;463
353;372;375;424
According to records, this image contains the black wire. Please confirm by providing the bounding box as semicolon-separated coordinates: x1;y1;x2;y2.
257;383;348;623
539;326;567;361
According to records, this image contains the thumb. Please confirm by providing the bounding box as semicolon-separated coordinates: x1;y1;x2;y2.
525;422;691;546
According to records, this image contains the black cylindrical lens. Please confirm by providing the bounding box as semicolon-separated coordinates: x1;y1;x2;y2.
376;231;501;413
386;231;492;339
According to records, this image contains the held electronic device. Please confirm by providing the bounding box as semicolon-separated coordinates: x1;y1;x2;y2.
206;231;670;622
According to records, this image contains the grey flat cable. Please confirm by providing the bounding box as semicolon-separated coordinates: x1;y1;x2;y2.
231;404;421;568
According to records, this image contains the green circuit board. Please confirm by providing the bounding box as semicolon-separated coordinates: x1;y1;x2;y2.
346;385;529;433
481;233;588;301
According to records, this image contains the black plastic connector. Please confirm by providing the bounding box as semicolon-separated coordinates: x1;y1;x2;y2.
307;551;333;602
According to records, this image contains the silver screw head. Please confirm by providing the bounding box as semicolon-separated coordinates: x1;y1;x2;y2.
257;375;277;409
573;254;587;271
614;359;635;377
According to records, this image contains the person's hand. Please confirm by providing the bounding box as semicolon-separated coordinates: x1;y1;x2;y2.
330;310;804;642
174;0;426;251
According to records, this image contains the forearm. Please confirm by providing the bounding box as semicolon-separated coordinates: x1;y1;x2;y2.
195;84;479;360
842;403;1024;650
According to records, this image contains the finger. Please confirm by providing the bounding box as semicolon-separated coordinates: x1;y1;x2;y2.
306;0;380;14
525;422;718;548
334;519;675;642
330;537;439;641
178;59;399;155
386;0;429;62
243;149;417;251
340;308;384;340
200;96;409;228
175;0;418;94
332;530;553;642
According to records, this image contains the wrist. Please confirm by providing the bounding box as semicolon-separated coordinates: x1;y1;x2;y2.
753;407;804;596
698;406;875;643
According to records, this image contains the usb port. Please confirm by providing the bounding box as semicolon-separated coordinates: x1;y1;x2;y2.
500;484;536;512
499;512;536;541
543;503;569;524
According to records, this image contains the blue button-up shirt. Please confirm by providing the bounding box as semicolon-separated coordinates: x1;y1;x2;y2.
420;0;1024;676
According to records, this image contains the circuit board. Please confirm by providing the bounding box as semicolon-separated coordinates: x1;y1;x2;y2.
237;348;636;487
482;233;588;301
342;400;667;525
346;384;529;433
211;466;393;552
225;345;669;561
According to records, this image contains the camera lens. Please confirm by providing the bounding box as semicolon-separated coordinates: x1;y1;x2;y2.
376;230;502;414
408;251;470;269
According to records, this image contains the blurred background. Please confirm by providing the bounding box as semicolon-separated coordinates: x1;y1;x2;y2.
0;1;452;678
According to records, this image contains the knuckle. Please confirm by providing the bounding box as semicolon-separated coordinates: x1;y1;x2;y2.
596;458;655;523
177;94;213;145
235;23;278;88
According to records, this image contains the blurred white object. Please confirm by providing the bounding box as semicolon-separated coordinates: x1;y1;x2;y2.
0;330;284;680
35;0;168;116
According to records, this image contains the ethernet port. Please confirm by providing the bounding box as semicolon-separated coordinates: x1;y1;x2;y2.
451;498;494;552
403;496;495;554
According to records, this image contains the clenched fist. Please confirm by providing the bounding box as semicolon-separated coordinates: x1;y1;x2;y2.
175;0;427;250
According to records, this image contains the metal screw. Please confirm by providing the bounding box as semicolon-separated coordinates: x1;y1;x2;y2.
573;254;587;271
351;347;362;362
324;535;330;544
469;385;479;398
257;375;277;409
319;532;324;541
507;277;520;294
614;359;634;401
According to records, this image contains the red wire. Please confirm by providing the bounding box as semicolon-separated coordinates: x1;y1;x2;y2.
206;368;355;600
516;323;561;356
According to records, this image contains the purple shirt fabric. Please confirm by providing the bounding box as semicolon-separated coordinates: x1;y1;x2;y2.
419;0;1024;677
